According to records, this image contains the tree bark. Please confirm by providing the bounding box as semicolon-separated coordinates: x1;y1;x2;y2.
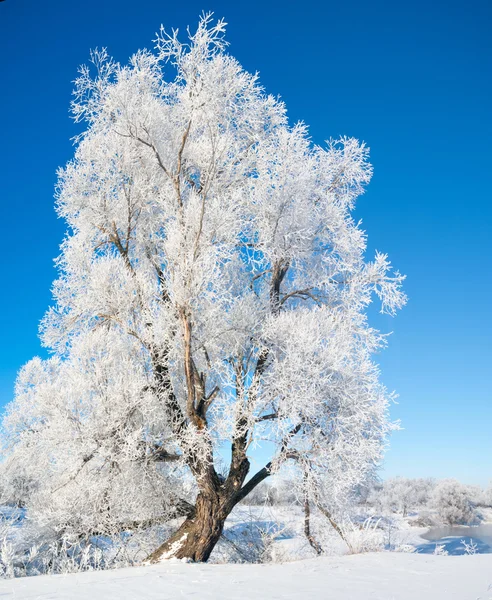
304;489;323;555
146;492;233;563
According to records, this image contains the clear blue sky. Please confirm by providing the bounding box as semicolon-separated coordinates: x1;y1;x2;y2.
1;0;491;485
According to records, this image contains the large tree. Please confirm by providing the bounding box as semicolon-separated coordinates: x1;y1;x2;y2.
1;15;406;562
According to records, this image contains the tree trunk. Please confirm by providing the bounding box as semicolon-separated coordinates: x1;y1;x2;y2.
146;492;231;563
304;491;323;555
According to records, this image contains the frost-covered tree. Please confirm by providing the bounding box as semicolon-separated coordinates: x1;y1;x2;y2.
431;479;477;525
1;14;406;562
483;483;492;508
368;477;435;517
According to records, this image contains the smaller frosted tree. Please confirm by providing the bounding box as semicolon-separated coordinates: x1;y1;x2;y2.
369;477;435;517
1;14;406;562
484;483;492;508
432;479;477;525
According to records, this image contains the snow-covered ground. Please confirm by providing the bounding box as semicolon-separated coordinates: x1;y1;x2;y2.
0;553;490;599
1;504;491;598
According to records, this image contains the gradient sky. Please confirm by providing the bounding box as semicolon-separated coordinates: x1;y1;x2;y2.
1;0;491;485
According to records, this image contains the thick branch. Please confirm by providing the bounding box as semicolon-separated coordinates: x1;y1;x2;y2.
150;344;186;436
280;288;322;307
180;312;206;429
232;423;302;505
224;361;251;496
232;462;272;505
257;412;278;422
270;259;290;314
316;502;350;549
197;385;219;416
174;119;193;208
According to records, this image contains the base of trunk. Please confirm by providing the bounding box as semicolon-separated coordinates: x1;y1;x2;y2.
146;493;229;563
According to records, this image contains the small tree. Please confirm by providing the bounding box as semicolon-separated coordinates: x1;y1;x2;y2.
484;483;492;508
1;15;405;562
432;479;477;525
369;477;435;517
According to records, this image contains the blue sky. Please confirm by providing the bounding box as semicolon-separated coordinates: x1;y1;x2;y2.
1;0;491;485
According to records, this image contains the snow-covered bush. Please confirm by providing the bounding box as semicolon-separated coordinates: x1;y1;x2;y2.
0;512;177;579
339;518;385;554
460;538;478;555
412;509;439;527
433;543;449;556
431;479;478;525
